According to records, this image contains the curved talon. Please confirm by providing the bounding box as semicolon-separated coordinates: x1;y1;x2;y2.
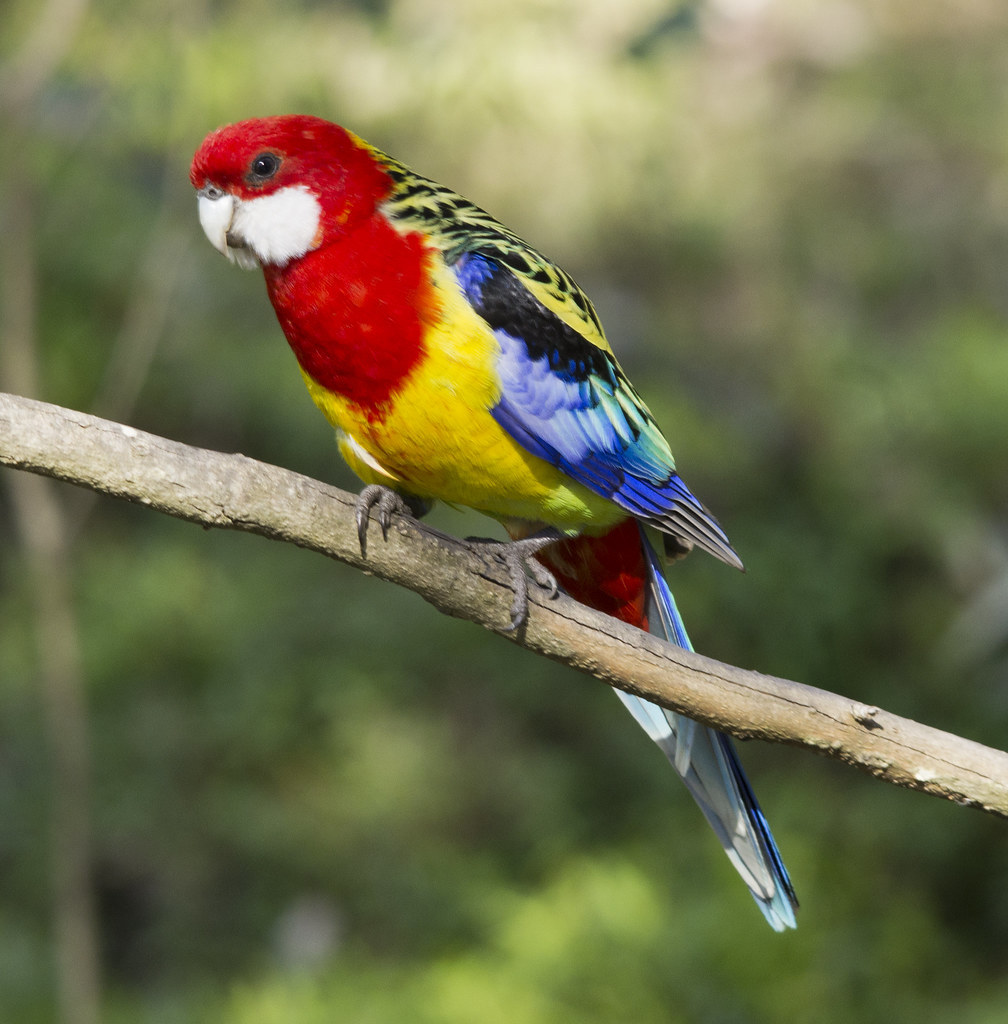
500;546;531;634
356;484;411;557
467;531;562;631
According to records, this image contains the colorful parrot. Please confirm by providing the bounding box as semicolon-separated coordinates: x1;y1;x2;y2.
190;115;797;930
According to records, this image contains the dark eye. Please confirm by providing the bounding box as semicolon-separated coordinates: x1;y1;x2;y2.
249;152;280;182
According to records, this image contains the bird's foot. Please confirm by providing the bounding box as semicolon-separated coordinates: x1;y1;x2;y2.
466;530;562;632
355;484;431;556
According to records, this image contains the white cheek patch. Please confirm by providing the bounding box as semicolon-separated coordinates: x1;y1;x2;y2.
229;185;323;267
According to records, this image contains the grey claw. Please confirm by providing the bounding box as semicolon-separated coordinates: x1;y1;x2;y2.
356;484;409;557
468;531;561;631
502;554;531;633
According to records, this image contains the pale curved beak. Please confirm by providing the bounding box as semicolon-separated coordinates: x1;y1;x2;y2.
196;186;259;269
197;186;234;258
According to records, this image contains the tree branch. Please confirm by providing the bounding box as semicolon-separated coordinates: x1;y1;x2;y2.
3;390;1007;818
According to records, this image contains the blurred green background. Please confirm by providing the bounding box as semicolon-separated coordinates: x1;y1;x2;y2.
3;1;1008;1021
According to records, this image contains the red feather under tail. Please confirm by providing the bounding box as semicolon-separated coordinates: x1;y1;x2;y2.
535;518;649;629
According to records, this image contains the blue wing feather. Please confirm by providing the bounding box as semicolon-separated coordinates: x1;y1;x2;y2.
453;252;742;568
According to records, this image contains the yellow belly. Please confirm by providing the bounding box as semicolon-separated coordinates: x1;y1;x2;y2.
299;260;620;535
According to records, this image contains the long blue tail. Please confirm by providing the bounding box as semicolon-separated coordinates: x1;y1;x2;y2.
616;527;798;930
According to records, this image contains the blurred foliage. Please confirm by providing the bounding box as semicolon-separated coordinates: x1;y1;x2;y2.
3;0;1008;1020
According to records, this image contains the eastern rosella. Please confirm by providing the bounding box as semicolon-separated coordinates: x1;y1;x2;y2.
190;115;798;930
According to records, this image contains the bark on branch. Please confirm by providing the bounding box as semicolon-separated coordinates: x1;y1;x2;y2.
3;390;1007;818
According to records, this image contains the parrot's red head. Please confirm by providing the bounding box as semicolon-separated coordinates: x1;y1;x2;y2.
190;115;393;270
